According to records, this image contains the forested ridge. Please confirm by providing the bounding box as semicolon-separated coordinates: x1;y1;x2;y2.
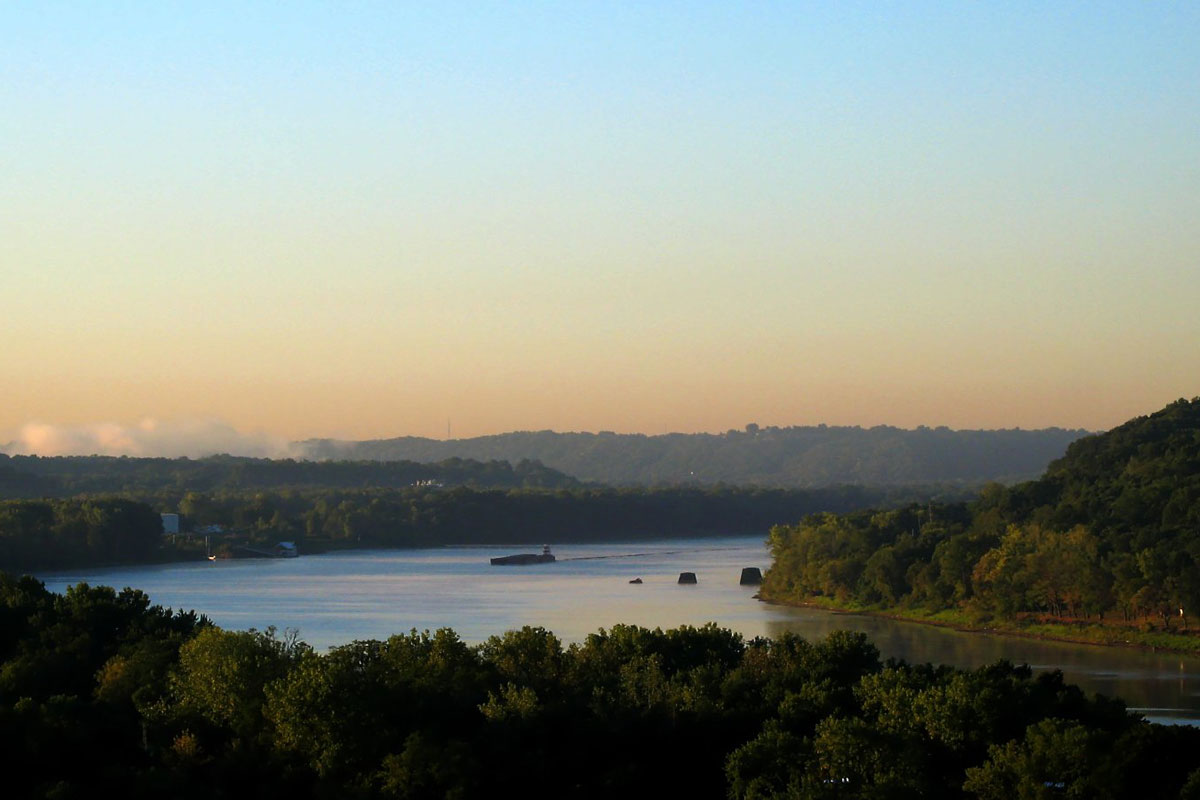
1;424;1090;496
762;398;1200;634
296;424;1087;487
0;454;580;497
3;573;1198;799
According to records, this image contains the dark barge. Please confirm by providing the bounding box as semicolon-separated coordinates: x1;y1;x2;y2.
490;545;556;566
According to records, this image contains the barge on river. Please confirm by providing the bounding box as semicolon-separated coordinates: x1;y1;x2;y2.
490;545;556;566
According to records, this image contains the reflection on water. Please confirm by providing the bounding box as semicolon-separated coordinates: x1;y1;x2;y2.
39;534;1200;724
761;612;1200;724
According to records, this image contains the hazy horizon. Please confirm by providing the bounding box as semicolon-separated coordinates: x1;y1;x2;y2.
4;5;1197;447
0;413;1104;459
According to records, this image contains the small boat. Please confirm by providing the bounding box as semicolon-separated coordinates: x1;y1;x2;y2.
490;544;556;566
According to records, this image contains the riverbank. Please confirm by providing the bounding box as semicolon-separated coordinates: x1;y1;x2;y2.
757;592;1200;656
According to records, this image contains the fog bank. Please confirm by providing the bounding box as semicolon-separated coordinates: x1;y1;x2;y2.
2;419;292;459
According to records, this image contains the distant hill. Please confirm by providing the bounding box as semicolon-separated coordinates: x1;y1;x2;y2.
0;454;580;498
294;425;1090;487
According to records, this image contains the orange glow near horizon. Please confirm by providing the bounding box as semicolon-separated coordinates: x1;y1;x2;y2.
3;6;1198;454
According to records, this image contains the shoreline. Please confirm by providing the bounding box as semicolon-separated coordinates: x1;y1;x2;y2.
757;594;1200;657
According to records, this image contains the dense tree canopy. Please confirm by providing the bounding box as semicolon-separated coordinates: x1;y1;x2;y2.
2;574;1197;798
762;398;1200;630
0;498;164;571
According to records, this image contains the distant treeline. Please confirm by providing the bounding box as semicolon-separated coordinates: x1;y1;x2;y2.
297;424;1089;487
762;398;1200;626
0;454;579;498
2;485;974;572
0;498;164;570
4;574;1199;799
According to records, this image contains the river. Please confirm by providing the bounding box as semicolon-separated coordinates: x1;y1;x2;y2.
38;534;1200;726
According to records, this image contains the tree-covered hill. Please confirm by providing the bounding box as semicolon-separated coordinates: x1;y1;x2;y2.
994;397;1200;534
295;424;1089;487
761;398;1200;635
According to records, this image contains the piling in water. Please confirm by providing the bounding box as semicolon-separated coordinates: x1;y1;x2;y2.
739;567;763;585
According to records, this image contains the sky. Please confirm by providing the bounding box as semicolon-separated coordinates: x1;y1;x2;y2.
2;2;1198;454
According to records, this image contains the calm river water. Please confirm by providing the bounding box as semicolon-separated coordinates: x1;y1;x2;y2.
39;534;1200;725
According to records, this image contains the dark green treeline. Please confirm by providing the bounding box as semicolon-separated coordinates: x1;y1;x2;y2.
3;574;1199;799
1;484;957;572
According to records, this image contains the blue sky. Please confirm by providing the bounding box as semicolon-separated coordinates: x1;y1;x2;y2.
2;2;1198;448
